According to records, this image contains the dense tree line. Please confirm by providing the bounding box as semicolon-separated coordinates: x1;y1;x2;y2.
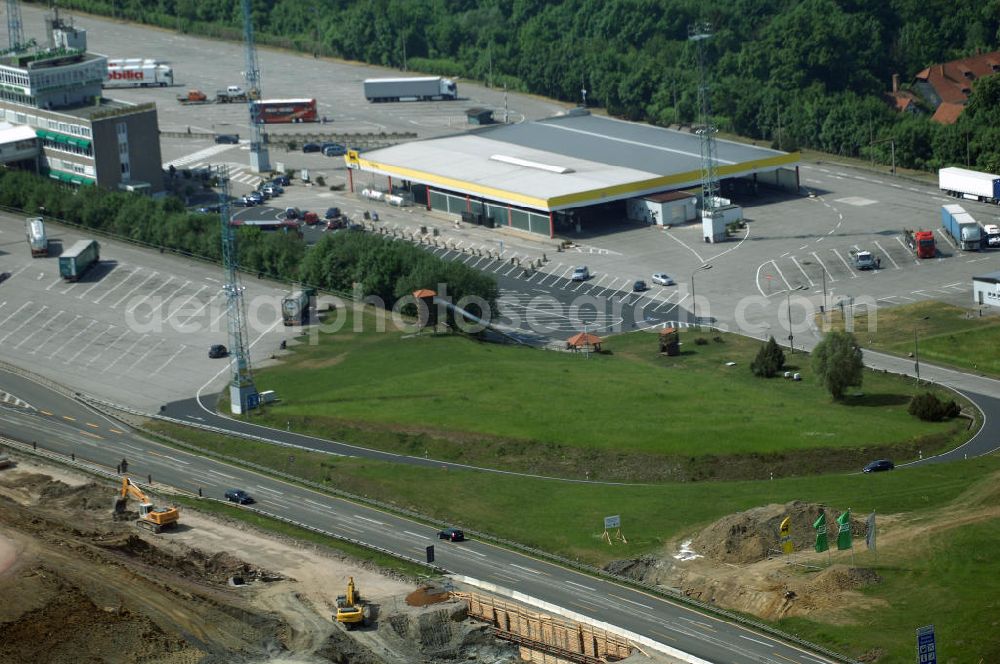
0;171;497;313
35;0;1000;172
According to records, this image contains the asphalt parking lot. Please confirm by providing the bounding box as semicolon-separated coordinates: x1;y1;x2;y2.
0;214;292;411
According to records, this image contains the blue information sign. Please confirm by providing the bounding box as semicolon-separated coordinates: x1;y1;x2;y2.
246;392;260;410
916;625;937;664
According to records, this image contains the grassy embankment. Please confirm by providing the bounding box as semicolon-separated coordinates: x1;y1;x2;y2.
150;419;1000;664
827;300;1000;378
233;306;971;482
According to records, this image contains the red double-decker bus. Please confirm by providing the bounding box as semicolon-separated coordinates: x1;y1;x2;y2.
252;98;318;124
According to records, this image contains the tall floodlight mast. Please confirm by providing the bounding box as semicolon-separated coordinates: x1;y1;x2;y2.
688;22;720;219
241;0;270;173
217;166;259;414
6;0;25;51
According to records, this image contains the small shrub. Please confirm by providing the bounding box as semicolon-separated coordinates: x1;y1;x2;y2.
314;176;326;187
751;336;785;378
712;336;724;343
908;392;961;421
694;337;709;345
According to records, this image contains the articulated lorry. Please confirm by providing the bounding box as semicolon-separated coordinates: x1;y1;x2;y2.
59;239;100;281
104;61;174;88
939;167;1000;205
25;217;48;257
941;204;981;251
363;77;458;102
903;228;936;258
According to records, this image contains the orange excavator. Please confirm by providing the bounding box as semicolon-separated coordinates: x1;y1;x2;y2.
112;477;180;533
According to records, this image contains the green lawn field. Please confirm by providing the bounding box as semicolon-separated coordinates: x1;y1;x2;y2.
240;306;971;480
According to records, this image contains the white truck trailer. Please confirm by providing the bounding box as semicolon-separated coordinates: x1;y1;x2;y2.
25;217;47;257
104;61;174;88
939;167;1000;205
363;77;457;102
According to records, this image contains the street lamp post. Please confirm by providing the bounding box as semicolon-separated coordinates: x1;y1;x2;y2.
690;264;713;328
914;316;930;382
786;285;807;352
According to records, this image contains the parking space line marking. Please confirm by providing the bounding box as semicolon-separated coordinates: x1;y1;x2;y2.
102;333;147;372
151;344;188;376
86;329;129;367
44;276;62;291
830;249;857;277
93;267;139;304
48;319;96;360
873;241;900;269
0;304;48;346
66;323;115;365
790;257;814;288
15;309;63;351
810;252;836;283
111;270;159;309
126;275;177;314
769;260;792;290
126;338;164;372
77;267;118;298
0;301;31;333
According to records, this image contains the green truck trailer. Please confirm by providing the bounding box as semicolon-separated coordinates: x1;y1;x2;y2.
59;239;100;281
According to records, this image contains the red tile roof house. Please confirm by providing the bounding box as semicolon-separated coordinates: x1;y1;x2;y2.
913;51;1000;124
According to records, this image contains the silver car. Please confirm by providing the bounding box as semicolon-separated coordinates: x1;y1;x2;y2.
571;266;590;281
651;272;675;286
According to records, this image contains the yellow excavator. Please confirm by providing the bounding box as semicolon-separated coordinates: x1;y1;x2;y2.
112;477;180;533
335;577;366;629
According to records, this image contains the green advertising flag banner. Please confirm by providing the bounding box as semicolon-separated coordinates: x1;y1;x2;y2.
837;509;853;550
813;512;829;553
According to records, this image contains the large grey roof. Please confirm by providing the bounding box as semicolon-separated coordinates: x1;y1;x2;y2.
351;111;799;212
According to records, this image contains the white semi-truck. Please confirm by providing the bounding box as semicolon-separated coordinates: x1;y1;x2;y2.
939;167;1000;205
363;76;457;102
104;60;174;88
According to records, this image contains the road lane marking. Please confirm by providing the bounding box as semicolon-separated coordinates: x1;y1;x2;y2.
565;580;596;592
510;563;543;575
304;498;333;510
404;530;430;540
612;595;653;610
81;430;103;440
86;422;99;428
738;635;774;647
40;409;53;416
206;469;236;480
255;485;284;496
355;515;385;526
62;415;76;421
109;428;124;434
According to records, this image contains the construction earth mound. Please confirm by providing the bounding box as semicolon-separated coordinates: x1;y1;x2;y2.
0;463;521;663
604;500;886;623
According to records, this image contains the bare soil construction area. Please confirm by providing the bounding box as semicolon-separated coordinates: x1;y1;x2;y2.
0;457;518;664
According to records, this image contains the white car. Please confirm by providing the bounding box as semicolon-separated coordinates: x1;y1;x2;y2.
651;273;675;286
570;266;590;281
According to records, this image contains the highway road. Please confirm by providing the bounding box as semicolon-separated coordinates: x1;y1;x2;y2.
0;367;841;664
